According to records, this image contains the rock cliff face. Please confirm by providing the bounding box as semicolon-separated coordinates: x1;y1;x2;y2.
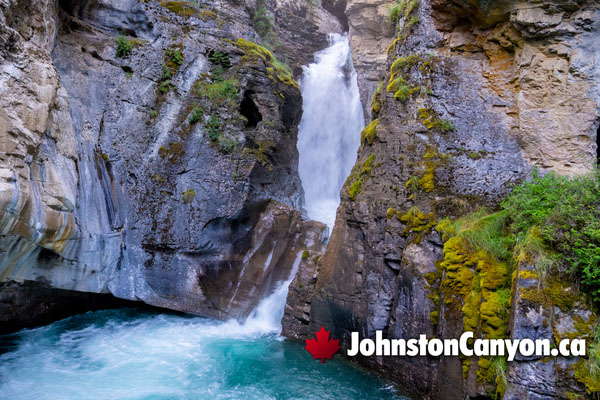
284;0;600;399
0;0;335;326
2;0;600;398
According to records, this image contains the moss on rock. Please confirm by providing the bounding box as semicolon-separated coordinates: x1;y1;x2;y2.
361;119;379;146
233;38;298;89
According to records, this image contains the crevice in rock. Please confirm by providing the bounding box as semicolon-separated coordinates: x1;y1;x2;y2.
58;0;154;38
321;0;349;32
37;247;60;262
240;90;262;128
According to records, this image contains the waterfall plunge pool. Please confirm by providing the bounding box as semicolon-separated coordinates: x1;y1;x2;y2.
0;308;406;399
0;35;407;400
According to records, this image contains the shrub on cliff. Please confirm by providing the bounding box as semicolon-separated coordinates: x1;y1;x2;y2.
439;168;600;304
116;36;133;58
503;169;600;303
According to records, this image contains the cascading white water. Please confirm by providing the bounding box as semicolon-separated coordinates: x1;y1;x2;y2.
298;34;365;231
0;34;407;400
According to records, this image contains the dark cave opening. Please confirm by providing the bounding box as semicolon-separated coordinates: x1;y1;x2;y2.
37;247;60;262
240;91;262;128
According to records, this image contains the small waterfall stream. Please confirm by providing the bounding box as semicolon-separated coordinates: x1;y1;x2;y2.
298;34;365;231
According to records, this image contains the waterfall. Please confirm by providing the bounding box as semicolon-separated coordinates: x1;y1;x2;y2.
238;251;304;334
239;35;365;333
297;34;365;231
238;35;365;335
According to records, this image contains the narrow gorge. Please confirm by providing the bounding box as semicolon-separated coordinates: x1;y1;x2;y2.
1;0;600;399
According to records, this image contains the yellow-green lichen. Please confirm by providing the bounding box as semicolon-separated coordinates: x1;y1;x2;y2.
386;37;403;56
418;107;455;132
387;76;405;93
361;119;379;145
437;215;512;390
347;154;376;201
390;55;420;80
160;1;218;20
398;207;435;242
418;161;436;192
233;38;298;89
182;189;195;204
243;140;275;169
520;279;578;311
394;85;421;102
387;207;397;219
158;142;185;162
574;357;600;394
371;81;384;114
436;218;456;242
405;175;419;193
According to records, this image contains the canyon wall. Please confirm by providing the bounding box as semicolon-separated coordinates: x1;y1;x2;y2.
0;0;334;326
284;0;600;399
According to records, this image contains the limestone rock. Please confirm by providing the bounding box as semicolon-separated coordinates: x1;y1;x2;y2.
283;0;600;398
0;0;332;326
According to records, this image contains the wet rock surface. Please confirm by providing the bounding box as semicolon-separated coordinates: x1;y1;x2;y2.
284;0;600;399
0;0;333;327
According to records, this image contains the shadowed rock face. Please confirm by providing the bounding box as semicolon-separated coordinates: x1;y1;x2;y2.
284;0;600;399
0;0;332;327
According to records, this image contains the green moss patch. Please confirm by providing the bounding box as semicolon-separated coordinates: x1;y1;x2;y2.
361;119;379;146
182;189;195;204
347;154;376;201
233;38;298;89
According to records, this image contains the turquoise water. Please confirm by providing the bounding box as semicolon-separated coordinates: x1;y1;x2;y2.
0;308;406;400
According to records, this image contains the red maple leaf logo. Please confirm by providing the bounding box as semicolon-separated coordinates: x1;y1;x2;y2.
305;326;340;363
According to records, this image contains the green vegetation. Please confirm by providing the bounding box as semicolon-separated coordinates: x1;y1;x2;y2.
243;140;275;169
161;1;197;16
158;142;185;163
347;155;375;200
418;108;455;133
431;169;600;393
208;50;231;69
435;211;511;389
394;84;420;102
188;106;203;124
388;0;419;27
405;0;419;18
390;55;420;79
398;206;435;242
574;324;600;394
371;81;384;114
158;44;184;94
361;119;378;145
233;38;298;89
302;250;310;260
388;2;406;23
251;0;280;50
206;115;236;154
165;46;183;67
116;35;143;58
116;36;133;58
195;73;240;108
160;1;218;21
502;169;600;303
182;189;196;204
